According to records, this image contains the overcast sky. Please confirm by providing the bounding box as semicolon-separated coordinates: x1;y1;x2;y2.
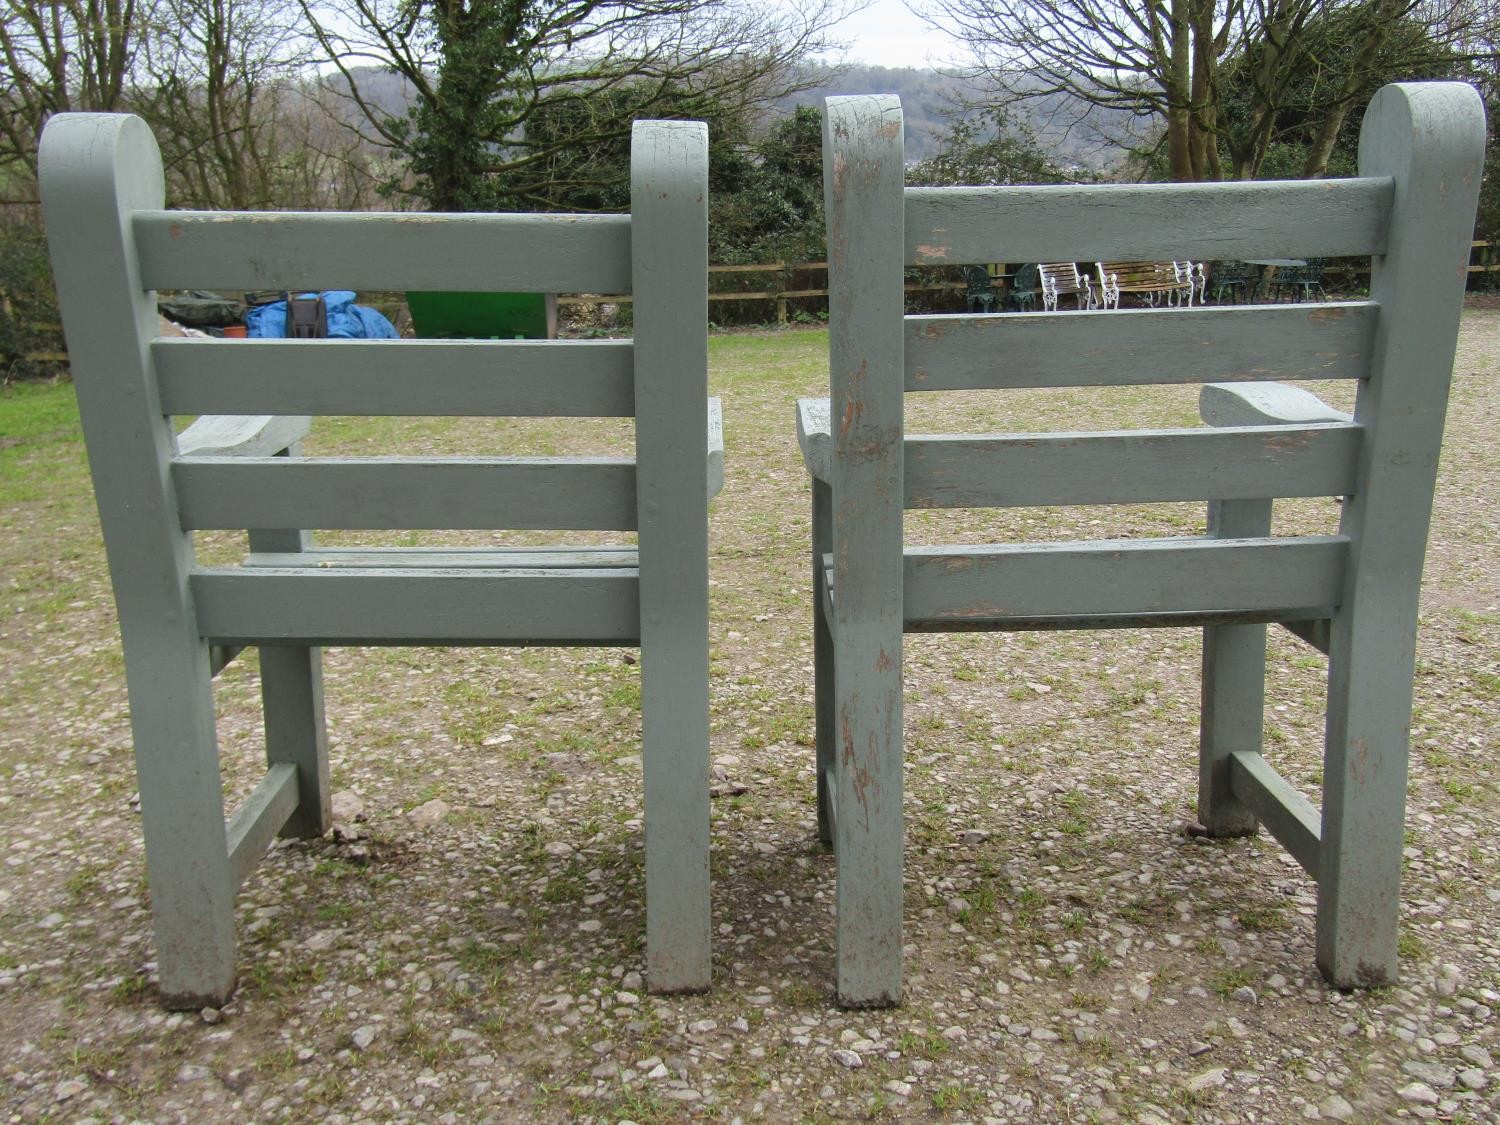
819;0;965;69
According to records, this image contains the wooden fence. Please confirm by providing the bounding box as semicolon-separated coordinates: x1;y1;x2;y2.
559;260;972;324
559;241;1498;322
16;242;1499;364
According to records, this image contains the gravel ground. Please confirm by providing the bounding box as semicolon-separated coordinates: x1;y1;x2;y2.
0;308;1496;1124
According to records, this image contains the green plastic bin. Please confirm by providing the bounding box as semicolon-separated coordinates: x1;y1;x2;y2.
406;291;558;339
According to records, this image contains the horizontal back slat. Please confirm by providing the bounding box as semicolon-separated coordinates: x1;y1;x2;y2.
155;338;635;418
193;567;640;644
907;302;1376;391
903;536;1346;623
173;457;637;530
135;211;633;293
905;424;1360;508
906;177;1391;264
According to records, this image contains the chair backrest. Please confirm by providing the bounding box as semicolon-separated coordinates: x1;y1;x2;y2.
1098;259;1178;287
1038;261;1087;293
1212;260;1255;284
822;82;1484;632
962;264;993;290
40;113;709;649
1289;257;1328;282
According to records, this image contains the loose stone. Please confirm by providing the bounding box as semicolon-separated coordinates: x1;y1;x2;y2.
406;799;451;828
1401;1060;1454;1088
1319;1094;1355;1121
1397;1082;1439;1105
1460;1045;1492;1068
1186;1068;1226;1092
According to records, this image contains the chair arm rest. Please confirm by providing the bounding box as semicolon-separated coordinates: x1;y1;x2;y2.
796;397;832;484
177;415;312;457
1199;383;1353;428
707;397;724;501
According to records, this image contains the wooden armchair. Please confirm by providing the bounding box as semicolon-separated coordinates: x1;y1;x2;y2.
41;113;720;1007
798;84;1484;1007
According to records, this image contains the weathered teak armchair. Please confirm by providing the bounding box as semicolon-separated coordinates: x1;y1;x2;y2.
798;84;1484;1007
41;113;719;1007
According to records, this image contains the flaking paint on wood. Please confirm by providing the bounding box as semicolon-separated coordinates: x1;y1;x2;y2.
41;110;717;1007
801;82;1484;1004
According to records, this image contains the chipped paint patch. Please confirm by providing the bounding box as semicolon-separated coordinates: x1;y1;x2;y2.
1264;431;1314;450
1349;737;1371;785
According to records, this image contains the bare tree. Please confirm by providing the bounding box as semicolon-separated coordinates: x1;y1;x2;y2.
299;0;856;210
265;79;388;210
916;0;1487;180
137;0;317;207
0;0;156;190
913;0;1241;179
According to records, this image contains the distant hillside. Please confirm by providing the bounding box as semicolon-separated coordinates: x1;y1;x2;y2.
775;64;1132;169
326;63;1130;172
773;65;975;161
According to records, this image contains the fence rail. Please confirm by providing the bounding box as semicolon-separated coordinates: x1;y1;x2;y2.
1467;239;1495;273
560;241;1497;321
558;260;970;323
17;243;1497;364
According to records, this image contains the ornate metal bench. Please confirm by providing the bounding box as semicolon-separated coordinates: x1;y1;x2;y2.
41;112;720;1007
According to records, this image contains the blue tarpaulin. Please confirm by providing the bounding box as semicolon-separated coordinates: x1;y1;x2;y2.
244;291;399;339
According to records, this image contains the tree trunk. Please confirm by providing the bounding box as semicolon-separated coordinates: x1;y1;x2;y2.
1301;0;1406;177
1167;0;1196;179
